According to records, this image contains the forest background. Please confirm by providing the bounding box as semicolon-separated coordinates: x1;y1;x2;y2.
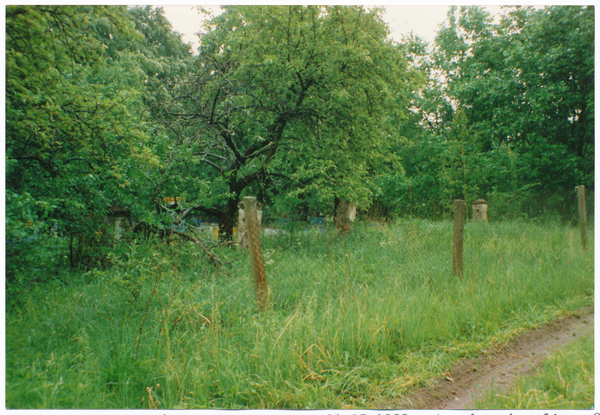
5;4;594;285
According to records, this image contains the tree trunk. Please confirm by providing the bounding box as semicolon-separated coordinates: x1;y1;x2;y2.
219;197;239;241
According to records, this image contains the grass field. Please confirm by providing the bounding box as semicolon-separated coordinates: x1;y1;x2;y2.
5;219;594;409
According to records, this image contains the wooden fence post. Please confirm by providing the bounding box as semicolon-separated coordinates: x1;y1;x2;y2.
453;199;465;277
576;185;588;250
243;196;269;310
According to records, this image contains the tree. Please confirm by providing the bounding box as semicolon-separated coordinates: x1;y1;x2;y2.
428;6;594;218
154;5;421;238
5;6;161;279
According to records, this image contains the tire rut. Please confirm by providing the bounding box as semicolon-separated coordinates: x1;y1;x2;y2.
393;306;594;410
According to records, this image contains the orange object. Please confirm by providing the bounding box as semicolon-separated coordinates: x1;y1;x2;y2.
164;197;186;205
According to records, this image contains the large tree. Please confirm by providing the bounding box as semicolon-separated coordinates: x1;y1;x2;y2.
154;5;421;238
426;5;594;218
5;6;180;279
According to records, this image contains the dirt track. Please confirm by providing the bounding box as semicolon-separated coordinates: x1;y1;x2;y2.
394;306;594;410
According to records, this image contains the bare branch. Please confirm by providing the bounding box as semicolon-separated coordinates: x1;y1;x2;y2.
192;151;227;161
201;157;224;173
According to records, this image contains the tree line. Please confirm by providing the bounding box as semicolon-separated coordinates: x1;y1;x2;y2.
6;5;594;284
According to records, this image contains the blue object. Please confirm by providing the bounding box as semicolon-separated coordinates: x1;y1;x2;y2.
309;216;326;226
277;218;292;227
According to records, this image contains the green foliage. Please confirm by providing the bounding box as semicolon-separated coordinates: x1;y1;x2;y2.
6;221;593;408
154;5;422;237
5;6;198;288
381;6;594;221
7;4;592;292
5;12;594;409
421;5;594;219
5;191;65;291
6;6;153;273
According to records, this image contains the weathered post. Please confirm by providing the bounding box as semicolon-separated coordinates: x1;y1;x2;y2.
453;199;465;277
472;199;488;223
237;202;248;248
243;196;269;310
234;202;263;248
103;206;133;243
335;199;356;235
237;201;263;248
576;185;588;250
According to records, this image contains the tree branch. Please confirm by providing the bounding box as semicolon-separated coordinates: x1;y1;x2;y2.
192;151;227;161
170;229;228;271
200;157;224;173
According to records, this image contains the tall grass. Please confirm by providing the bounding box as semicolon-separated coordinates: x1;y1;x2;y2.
5;219;594;408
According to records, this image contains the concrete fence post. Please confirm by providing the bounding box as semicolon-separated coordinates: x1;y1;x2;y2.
243;196;269;310
237;202;247;248
335;199;356;235
576;185;588;250
238;201;263;248
472;199;488;223
453;199;465;277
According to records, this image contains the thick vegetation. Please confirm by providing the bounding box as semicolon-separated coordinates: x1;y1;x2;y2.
153;6;421;238
5;221;594;408
6;6;594;280
5;5;594;409
377;6;594;219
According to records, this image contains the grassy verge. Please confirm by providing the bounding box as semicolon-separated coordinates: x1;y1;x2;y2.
5;219;594;408
474;334;594;409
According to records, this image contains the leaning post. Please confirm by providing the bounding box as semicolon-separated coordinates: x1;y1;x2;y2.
243;196;269;310
453;199;466;277
576;185;588;250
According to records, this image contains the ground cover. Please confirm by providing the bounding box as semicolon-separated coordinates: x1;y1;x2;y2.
5;219;594;409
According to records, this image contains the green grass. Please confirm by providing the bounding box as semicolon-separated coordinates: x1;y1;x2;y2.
5;219;594;409
474;334;594;409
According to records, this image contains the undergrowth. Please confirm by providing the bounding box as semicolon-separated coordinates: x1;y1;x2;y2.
5;219;594;409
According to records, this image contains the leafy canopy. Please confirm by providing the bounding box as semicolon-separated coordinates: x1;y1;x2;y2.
156;5;422;235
